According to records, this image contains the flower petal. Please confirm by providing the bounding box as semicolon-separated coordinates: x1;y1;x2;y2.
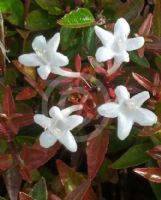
49;106;63;120
126;37;144;51
115;85;130;102
114;51;129;64
47;33;60;52
133;108;157;126
37;65;51;80
61;104;83;117
32;35;47;52
114;18;130;38
65;115;83;130
51;52;69;67
97;102;120;118
57;131;77;152
94;26;114;46
95;47;114;62
117;113;133;140
52;67;80;78
39;131;57;148
18;53;41;66
131;91;150;107
34;114;51;128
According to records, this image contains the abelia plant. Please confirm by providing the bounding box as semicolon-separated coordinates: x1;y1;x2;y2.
0;1;161;200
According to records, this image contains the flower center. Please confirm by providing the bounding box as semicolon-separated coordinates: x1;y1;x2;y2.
124;100;137;111
112;37;126;53
34;47;48;64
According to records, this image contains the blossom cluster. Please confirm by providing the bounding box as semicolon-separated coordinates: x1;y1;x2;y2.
18;18;157;152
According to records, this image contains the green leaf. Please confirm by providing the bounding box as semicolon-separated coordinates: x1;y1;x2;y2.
0;197;6;200
0;0;24;25
111;143;152;169
57;8;95;28
35;0;63;15
25;10;56;31
152;0;161;36
30;178;47;200
130;52;150;68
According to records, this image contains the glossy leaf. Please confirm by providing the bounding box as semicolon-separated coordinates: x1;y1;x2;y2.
86;130;109;180
64;180;91;200
139;13;153;36
19;192;34;200
146;146;161;161
130;52;150;68
57;8;95;28
30;178;47;200
0;0;24;25
111;143;152;169
134;167;161;183
56;160;97;199
152;0;161;36
25;10;56;31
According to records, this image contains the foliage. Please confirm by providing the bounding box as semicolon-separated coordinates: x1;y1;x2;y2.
0;0;160;200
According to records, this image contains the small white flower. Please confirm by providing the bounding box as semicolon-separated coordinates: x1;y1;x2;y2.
18;33;80;80
94;18;144;74
34;105;83;152
98;85;157;140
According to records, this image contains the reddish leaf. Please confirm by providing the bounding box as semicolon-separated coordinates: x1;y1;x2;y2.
19;192;34;200
3;86;16;116
0;154;13;171
16;87;37;100
75;54;81;72
56;160;97;199
138;123;161;137
4;167;22;200
132;72;152;92
146;146;161;161
134;167;161;183
64;180;91;200
86;129;109;181
139;13;153;36
20;142;61;181
48;192;61;200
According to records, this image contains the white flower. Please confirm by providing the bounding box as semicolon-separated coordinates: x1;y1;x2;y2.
98;85;157;140
18;33;80;80
94;18;144;74
34;105;83;152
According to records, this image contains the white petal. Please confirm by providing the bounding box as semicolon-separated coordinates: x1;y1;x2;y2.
117;113;133;140
39;131;57;148
49;106;63;120
34;114;51;128
47;33;60;52
94;26;114;46
115;85;130;102
51;52;69;67
95;47;114;62
114;51;129;64
32;35;47;52
131;91;150;107
133;108;157;126
61;104;83;117
114;18;130;38
37;65;51;80
65;115;83;130
98;102;120;118
52;67;80;78
18;53;41;66
126;37;144;51
57;131;77;152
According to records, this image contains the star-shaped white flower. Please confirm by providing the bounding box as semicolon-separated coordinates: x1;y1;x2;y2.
94;18;144;74
34;105;83;152
98;85;157;140
18;33;80;80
